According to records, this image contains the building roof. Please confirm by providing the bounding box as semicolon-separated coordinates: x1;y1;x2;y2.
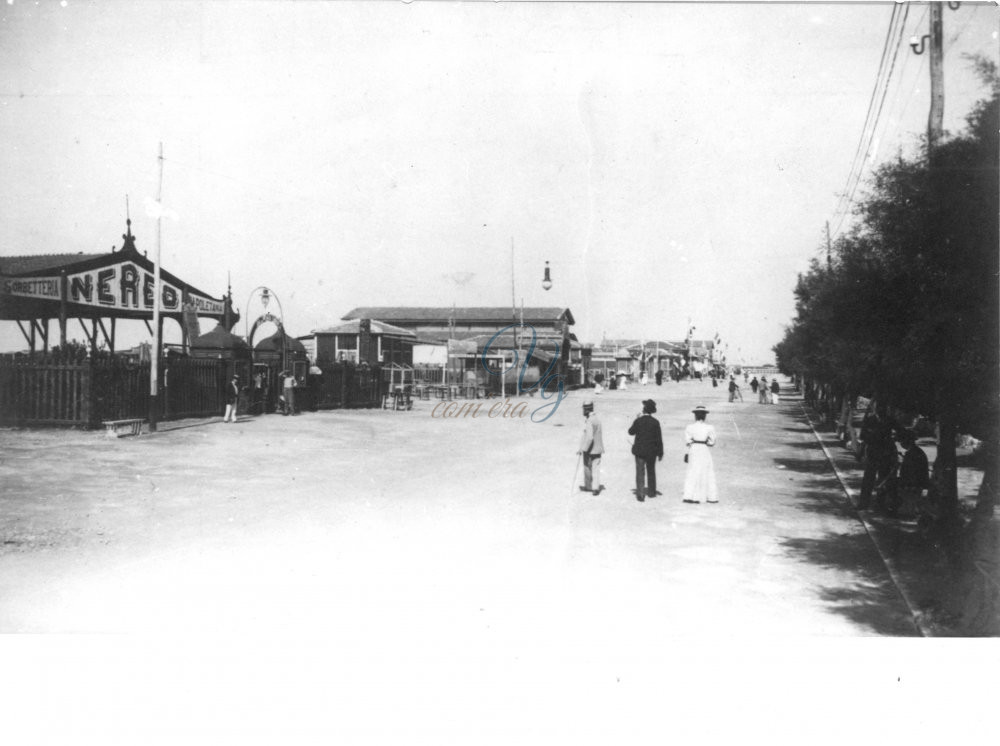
341;306;575;326
309;319;416;338
0;252;106;276
191;323;250;351
254;329;307;354
0;221;228;321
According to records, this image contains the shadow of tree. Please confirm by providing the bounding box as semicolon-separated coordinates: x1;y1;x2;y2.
788;488;855;519
780;440;828;450
779;532;920;636
772;456;834;475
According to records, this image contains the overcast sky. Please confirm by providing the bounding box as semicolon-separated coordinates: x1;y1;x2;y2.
1;1;997;362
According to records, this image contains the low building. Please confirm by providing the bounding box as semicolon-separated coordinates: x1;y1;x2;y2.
340;306;577;387
300;319;417;366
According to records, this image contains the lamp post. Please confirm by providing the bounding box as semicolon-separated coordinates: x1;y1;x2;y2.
245;285;286;374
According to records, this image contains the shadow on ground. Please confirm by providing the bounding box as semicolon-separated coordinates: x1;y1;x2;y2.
789;488;854;519
779;531;920;636
779;440;827;451
772;456;835;476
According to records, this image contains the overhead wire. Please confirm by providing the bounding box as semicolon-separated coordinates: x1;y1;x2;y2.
945;3;982;55
828;3;900;233
883;5;930;161
830;3;911;242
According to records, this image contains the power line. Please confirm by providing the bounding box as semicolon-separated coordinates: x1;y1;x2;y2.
829;4;901;236
830;3;911;241
946;3;982;54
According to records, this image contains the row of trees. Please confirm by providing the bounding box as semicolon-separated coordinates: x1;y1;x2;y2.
775;59;999;522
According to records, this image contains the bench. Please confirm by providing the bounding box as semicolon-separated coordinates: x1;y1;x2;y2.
103;418;145;438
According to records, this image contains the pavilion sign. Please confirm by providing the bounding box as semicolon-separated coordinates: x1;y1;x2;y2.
2;259;225;316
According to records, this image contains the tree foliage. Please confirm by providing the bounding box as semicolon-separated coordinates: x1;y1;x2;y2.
776;60;999;441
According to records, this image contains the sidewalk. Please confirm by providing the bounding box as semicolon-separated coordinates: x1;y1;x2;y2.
799;397;998;636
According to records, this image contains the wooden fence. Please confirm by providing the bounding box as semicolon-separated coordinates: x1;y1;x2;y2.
311;361;383;409
0;354;384;428
0;353;228;428
0;356;90;426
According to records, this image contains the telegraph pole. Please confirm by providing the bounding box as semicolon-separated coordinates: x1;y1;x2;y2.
927;2;945;156
149;143;164;433
825;220;832;269
911;2;956;515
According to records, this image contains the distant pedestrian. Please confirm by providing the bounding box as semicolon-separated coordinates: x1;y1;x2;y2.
728;376;740;402
683;405;718;503
281;370;297;415
223;374;240;423
770;378;780;404
750;376;759;394
758;376;769;404
655;369;663;386
743;371;749;384
628;399;663;502
577;401;604;495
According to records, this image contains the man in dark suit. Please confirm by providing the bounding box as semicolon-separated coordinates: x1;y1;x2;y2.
628;399;664;502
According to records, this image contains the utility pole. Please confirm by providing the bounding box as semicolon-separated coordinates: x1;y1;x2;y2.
929;2;955;516
149;143;164;433
927;2;945;156
825;221;833;269
911;2;957;517
510;238;517;355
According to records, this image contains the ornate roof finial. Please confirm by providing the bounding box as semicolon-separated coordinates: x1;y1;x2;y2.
120;210;137;254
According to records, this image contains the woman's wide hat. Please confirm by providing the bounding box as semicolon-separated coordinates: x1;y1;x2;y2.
692;405;709;414
642;399;656;413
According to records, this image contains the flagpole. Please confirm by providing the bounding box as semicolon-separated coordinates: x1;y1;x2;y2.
149;142;163;432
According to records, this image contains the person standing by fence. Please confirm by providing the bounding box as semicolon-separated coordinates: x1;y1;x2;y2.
223;374;240;423
281;370;297;415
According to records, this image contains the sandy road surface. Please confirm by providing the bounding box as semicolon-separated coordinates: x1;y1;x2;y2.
1;379;915;638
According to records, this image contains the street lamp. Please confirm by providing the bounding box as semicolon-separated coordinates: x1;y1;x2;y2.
245;285;287;373
541;261;553;291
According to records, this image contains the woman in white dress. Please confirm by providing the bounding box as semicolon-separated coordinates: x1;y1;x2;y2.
683;405;718;503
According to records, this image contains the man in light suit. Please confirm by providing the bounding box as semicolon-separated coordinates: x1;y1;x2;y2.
578;401;605;495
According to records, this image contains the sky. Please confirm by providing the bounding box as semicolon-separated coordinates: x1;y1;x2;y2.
1;0;997;364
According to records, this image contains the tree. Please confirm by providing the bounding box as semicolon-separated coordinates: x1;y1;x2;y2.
776;59;999;519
